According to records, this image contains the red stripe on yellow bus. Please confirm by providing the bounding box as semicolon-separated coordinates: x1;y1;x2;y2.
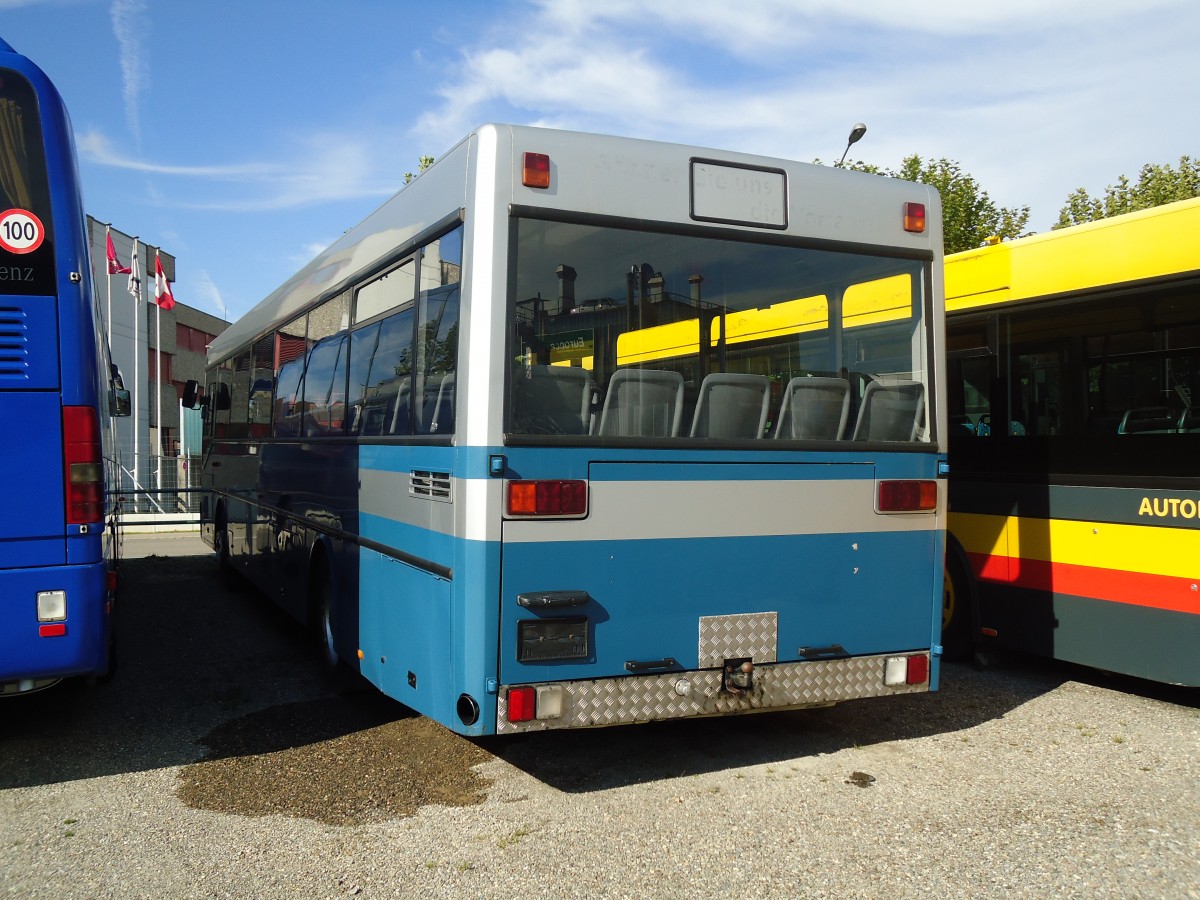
965;552;1200;615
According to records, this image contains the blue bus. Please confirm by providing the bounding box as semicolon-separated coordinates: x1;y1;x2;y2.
192;124;947;735
0;39;130;696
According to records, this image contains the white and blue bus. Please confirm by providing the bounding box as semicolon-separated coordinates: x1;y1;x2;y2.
192;124;946;735
0;38;129;695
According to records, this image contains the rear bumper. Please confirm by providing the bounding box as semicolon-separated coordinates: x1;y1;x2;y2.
0;561;112;689
496;651;933;733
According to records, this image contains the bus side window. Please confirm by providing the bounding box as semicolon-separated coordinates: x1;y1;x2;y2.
415;284;459;435
227;351;252;438
302;334;348;436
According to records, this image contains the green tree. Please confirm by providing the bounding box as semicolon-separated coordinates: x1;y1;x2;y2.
1054;156;1200;228
831;155;1031;254
404;155;436;184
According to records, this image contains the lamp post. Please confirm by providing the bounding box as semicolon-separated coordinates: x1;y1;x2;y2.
837;122;867;167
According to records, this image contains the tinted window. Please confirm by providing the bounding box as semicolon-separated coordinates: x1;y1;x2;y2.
507;218;931;443
0;67;56;294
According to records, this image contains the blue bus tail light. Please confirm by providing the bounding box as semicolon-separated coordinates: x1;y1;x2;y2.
63;405;103;524
505;685;565;724
507;686;536;722
37;590;66;622
885;654;929;686
507;479;587;517
877;479;937;512
37;589;67;638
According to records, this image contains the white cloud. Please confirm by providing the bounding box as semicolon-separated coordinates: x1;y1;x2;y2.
185;268;228;320
109;0;147;147
412;0;1198;231
77;128;401;212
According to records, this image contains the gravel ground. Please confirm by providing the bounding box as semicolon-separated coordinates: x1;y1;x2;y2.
1;538;1197;899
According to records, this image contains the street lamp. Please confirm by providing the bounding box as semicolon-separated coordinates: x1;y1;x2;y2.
837;122;867;167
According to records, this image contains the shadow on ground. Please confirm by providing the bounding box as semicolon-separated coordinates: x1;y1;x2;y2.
4;552;1139;822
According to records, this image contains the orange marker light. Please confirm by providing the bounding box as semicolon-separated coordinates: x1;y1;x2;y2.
507;480;587;516
903;202;926;234
877;480;937;511
522;152;551;189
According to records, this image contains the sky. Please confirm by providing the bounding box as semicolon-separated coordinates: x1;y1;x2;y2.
2;0;1197;323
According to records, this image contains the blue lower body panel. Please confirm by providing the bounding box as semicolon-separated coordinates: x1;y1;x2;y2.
0;561;111;687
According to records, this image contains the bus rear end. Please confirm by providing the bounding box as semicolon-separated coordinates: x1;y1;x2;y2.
0;41;116;695
488;128;945;732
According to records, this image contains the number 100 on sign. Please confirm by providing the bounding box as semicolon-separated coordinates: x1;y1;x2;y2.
0;209;46;255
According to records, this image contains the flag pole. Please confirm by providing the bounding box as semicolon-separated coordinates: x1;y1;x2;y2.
104;225;112;350
129;238;141;500
155;291;162;492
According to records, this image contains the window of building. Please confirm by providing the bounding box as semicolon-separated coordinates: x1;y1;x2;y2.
147;350;173;383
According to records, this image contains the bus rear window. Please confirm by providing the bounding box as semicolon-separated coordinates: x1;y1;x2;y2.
507;218;932;444
0;67;55;294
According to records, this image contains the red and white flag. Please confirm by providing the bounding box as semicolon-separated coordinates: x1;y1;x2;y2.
154;250;176;310
106;227;131;275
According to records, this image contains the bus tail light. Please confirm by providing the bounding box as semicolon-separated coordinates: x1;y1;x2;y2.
877;480;937;512
507;480;587;517
903;202;926;233
522;152;551;189
37;589;66;622
63;406;103;525
507;686;535;722
505;685;564;723
884;653;929;686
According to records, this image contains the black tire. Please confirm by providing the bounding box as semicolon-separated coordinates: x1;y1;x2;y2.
312;558;340;671
214;507;241;590
941;551;973;661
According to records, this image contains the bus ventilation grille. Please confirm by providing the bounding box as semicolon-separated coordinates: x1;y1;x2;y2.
0;308;29;380
410;470;453;502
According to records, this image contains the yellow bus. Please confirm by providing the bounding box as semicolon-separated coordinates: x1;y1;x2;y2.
943;197;1200;685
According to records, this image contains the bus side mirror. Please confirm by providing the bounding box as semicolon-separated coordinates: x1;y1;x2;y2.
110;364;131;416
112;387;132;417
182;379;201;409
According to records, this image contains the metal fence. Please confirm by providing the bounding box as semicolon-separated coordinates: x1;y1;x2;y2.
115;454;203;526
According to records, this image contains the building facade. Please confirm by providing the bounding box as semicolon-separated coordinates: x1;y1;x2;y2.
86;217;227;500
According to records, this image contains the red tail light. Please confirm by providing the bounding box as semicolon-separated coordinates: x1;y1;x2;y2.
507;480;587;517
507;686;536;722
522;152;551;189
906;654;929;685
903;202;926;234
63;405;103;524
877;479;937;512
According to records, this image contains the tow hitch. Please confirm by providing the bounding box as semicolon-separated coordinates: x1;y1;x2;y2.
722;658;755;695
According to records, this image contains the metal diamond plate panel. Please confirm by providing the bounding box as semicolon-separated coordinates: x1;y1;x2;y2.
495;653;930;733
698;612;778;668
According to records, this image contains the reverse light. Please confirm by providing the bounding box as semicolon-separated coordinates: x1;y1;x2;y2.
504;685;564;723
63;405;103;524
884;654;929;686
37;590;66;622
522;152;551;189
507;479;587;517
903;202;926;234
877;479;937;512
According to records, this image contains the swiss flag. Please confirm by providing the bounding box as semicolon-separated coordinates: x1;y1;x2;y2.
154;251;176;310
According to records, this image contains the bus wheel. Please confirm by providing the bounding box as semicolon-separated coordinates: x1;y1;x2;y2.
312;560;339;670
214;509;240;590
942;553;972;661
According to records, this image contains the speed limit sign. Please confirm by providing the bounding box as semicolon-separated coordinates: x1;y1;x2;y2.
0;208;46;254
